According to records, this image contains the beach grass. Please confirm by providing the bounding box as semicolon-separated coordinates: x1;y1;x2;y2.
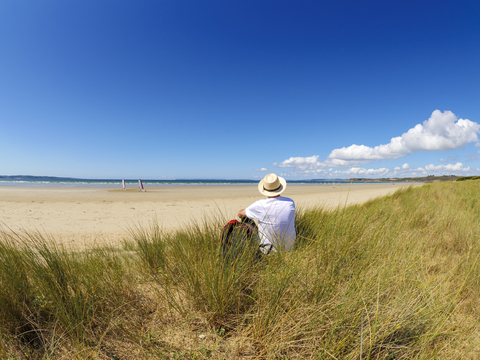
1;181;480;359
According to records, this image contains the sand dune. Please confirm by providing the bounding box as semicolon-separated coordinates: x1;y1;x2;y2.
0;183;416;246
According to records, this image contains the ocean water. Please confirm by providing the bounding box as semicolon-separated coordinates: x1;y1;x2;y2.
0;176;361;188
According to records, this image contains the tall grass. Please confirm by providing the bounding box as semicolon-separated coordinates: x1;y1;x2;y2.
0;230;137;358
130;218;260;327
2;181;480;358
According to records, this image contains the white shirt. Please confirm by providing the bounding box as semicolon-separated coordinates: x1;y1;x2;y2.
245;196;296;251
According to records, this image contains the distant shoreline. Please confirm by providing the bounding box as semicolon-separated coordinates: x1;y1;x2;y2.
0;175;430;188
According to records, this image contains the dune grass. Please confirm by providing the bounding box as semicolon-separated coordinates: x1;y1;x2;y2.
1;181;480;359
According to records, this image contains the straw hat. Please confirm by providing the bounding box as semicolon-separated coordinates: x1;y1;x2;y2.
258;173;287;197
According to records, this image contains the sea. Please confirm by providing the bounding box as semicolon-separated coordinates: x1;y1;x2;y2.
0;176;375;188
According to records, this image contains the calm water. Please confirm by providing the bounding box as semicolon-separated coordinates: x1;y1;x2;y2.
0;177;374;188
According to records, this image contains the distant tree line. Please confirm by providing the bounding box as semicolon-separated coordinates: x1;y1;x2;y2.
455;176;480;182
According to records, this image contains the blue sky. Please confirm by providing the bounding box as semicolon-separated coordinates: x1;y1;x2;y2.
1;0;479;180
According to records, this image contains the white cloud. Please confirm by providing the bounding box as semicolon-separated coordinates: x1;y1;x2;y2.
425;162;468;171
440;155;459;162
298;167;390;178
344;167;390;176
273;110;480;176
394;163;411;171
274;155;327;171
338;163;474;179
390;162;474;177
294;162;477;178
328;110;479;162
465;154;480;161
275;156;364;170
274;155;320;167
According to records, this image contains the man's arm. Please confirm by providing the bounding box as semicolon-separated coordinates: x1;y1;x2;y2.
238;209;246;219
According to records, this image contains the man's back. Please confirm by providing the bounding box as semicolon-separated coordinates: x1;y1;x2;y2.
245;196;296;251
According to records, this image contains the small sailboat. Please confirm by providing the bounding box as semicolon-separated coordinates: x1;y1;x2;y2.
138;179;146;192
122;179;126;190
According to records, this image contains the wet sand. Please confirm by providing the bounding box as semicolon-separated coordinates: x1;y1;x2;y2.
0;183;417;246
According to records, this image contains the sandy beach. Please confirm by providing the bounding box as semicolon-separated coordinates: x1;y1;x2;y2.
0;183;416;246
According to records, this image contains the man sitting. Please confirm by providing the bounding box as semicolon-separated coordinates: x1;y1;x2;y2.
238;173;296;253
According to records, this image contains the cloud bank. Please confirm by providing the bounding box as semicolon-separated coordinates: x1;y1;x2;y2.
274;110;480;176
328;110;479;162
280;162;474;179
